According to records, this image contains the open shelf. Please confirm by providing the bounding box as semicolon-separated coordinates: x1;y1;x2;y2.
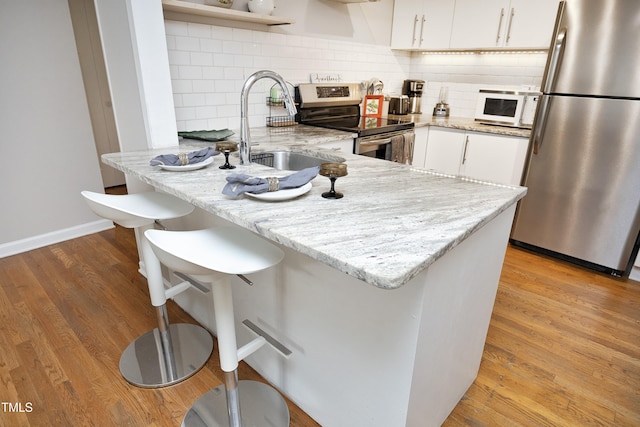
162;0;294;26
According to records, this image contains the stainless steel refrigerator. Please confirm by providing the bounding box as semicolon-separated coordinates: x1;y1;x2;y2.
510;0;640;276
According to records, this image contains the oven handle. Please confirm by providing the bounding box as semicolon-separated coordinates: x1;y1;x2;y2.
359;138;392;146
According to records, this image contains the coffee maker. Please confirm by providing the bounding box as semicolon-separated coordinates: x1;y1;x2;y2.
402;79;425;114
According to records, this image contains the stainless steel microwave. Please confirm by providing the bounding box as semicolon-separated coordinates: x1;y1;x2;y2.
474;88;539;129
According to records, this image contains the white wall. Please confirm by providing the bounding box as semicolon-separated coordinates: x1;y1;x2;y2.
0;0;111;257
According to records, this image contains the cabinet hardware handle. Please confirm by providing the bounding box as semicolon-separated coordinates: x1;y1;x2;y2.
495;8;505;45
532;95;552;155
462;135;469;164
542;3;567;94
412;14;419;45
505;8;515;44
419;14;426;46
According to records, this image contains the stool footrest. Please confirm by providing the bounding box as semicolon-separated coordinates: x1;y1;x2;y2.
171;271;210;294
242;320;292;358
237;336;266;363
164;280;192;300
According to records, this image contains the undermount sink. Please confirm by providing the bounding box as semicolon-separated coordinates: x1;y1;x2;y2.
251;150;341;171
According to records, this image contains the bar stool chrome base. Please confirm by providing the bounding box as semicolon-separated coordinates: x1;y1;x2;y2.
120;323;213;388
182;380;290;427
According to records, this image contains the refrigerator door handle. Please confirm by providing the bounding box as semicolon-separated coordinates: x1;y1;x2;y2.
532;95;551;155
541;1;567;93
544;27;567;93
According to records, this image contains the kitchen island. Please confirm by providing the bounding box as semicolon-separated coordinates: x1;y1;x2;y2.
102;126;526;426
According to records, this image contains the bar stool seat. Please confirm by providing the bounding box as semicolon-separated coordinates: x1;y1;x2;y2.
81;191;213;388
144;227;289;427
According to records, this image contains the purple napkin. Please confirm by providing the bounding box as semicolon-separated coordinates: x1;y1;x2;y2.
150;147;219;166
222;167;320;198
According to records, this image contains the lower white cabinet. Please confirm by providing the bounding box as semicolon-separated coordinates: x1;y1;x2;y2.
425;127;529;186
424;128;465;175
411;126;430;168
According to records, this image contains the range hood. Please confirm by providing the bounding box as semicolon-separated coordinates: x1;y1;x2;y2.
330;0;380;3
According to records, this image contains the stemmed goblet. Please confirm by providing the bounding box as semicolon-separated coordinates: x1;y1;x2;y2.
215;141;238;169
319;163;348;199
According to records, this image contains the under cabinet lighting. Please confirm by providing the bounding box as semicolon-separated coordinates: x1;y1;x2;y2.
421;50;548;55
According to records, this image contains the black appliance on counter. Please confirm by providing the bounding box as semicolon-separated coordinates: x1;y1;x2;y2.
295;83;414;161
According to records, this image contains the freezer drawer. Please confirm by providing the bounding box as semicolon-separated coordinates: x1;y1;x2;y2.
511;95;640;273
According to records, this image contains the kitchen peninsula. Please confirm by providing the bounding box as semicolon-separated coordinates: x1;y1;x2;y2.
102;126;526;426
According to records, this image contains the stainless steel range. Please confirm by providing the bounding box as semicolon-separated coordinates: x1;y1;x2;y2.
295;83;415;162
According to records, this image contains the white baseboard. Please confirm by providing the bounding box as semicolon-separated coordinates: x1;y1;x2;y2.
0;219;114;258
630;266;640;282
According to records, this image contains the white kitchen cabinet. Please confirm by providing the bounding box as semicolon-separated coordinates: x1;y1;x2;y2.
412;126;430;168
450;0;559;50
425;127;529;186
391;0;456;50
461;132;529;186
424;128;465;175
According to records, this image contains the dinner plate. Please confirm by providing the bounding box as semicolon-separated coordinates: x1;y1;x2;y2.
245;182;313;201
159;157;215;172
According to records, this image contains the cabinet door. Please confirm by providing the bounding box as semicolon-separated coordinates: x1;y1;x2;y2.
392;0;455;50
391;0;423;49
412;127;429;168
424;128;465;175
420;0;456;50
450;0;510;49
504;0;559;49
460;132;529;185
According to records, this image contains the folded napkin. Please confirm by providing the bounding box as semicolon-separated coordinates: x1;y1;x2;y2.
150;147;219;167
222;167;320;198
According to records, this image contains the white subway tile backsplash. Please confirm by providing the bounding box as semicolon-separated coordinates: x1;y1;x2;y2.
166;19;547;131
190;52;213;66
175;36;200;52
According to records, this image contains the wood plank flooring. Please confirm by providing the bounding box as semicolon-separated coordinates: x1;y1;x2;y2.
1;220;639;426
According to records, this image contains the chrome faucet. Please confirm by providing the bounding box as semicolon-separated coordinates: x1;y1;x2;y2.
239;70;297;165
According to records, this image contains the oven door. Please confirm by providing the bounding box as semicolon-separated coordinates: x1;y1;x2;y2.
355;130;415;162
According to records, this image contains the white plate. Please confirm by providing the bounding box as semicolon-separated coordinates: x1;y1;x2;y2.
159;156;215;171
245;182;313;201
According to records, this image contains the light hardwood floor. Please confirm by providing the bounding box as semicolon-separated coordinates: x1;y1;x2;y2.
1;221;638;426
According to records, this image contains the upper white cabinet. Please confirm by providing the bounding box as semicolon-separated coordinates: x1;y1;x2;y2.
449;0;559;50
391;0;456;50
391;0;559;51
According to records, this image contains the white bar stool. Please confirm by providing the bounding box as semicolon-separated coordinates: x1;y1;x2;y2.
81;191;213;388
144;226;289;427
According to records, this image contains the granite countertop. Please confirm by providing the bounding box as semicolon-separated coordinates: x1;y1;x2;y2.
389;114;532;138
102;125;526;290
